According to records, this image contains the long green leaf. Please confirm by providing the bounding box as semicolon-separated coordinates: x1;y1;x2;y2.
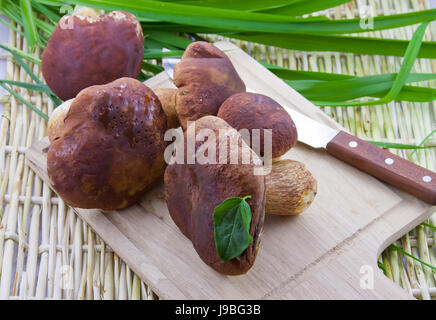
147;31;193;49
421;222;436;231
158;0;303;12
313;22;430;106
261;0;351;16
287;73;436;101
0;17;25;36
380;86;436;103
54;0;436;35
0;80;52;94
0;83;48;120
31;1;61;24
20;0;39;52
0;1;24;25
232;33;436;59
0;42;41;64
263;62;353;80
143;49;184;59
292;82;436;103
0;43;62;105
262;62;436;102
30;0;63;5
367;141;435;150
408;129;436;161
382;22;430;102
142;61;164;74
390;244;436;273
2;0;55;43
264;62;436;82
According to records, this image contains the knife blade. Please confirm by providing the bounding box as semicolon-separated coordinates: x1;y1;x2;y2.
161;54;436;204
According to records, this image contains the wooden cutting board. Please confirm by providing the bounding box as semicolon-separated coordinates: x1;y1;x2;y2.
26;41;433;300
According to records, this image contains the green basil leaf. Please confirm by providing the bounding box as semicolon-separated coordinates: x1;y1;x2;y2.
213;195;253;262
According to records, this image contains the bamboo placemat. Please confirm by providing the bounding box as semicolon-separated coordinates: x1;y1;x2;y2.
0;0;435;300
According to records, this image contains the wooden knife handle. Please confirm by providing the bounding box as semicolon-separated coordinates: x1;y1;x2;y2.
326;131;436;205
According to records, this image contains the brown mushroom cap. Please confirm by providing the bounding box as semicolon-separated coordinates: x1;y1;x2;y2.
173;42;246;129
42;11;144;101
164;116;265;275
47;77;168;210
217;92;298;159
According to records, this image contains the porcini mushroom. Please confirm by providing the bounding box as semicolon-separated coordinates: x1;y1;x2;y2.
164;116;265;275
47;77;168;210
42;9;144;101
266;159;317;215
159;42;246;129
217;92;298;160
164;115;317;274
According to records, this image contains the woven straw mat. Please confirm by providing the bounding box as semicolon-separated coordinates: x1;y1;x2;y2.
0;0;435;300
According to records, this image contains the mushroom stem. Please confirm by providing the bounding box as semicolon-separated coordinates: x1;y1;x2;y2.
47;99;74;143
154;88;179;129
265;159;317;215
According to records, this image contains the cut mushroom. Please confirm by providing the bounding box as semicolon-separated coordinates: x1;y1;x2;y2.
217;92;298;160
47;77;168;210
163;41;246;129
164;116;265;275
42;9;144;101
266;159;317;215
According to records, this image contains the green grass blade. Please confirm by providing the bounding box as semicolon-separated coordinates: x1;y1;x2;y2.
143;49;184;59
312;22;430;106
378;261;387;275
262;63;436;103
382;22;429;102
157;0;303;12
31;1;61;24
263;62;354;80
0;17;25;36
367;141;435;150
53;0;436;35
20;0;40;52
381;86;436;103
0;42;41;65
421;222;436;231
2;0;54;44
0;43;62;105
390;244;436;273
142;61;164;74
261;0;351;16
408;129;436;161
0;45;42;84
0;83;48;120
147;31;193;49
287;73;436;101
232;33;436;59
264;62;436;83
307;86;436;104
0;79;52;94
0;79;62;106
30;0;63;5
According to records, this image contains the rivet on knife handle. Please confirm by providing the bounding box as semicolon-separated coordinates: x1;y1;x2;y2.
326;131;436;205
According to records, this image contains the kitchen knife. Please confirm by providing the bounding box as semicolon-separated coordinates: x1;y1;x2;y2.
161;55;436;205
